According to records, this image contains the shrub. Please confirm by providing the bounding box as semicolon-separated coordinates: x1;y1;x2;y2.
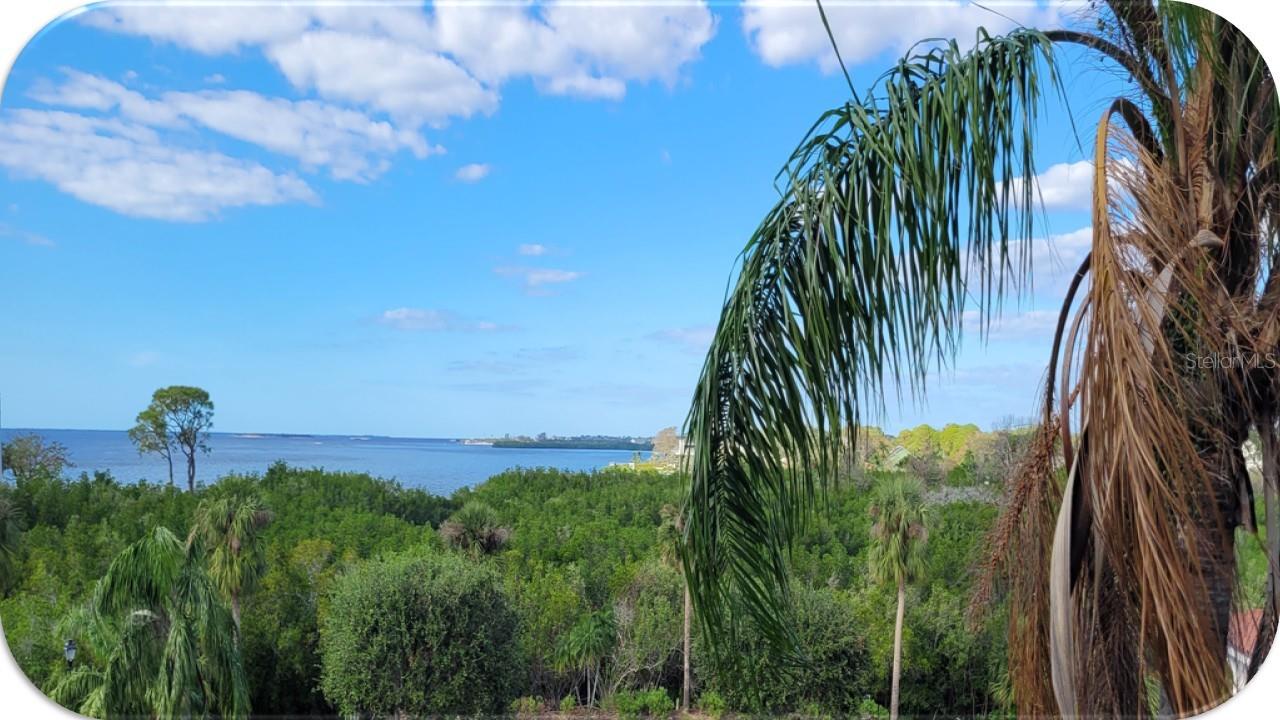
796;701;832;719
697;690;727;719
697;586;871;714
319;551;522;716
614;688;675;718
857;696;889;719
512;696;542;715
559;693;578;712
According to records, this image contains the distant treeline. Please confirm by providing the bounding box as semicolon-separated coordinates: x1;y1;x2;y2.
491;436;653;451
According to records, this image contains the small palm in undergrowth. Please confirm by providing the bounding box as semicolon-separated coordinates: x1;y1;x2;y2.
867;477;928;720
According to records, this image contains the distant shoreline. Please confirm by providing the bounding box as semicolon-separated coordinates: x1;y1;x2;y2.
2;428;650;447
489;438;653;451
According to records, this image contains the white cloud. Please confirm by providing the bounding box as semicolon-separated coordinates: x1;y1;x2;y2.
518;243;548;256
80;5;317;54
377;307;502;332
80;3;716;115
1032;226;1092;290
23;3;719;218
265;31;498;125
30;71;184;126
1015;160;1093;211
455;163;491;183
494;266;583;294
0;110;317;221
742;0;1075;71
33;70;436;182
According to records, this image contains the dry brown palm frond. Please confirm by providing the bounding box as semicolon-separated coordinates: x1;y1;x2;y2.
1053;80;1248;714
970;414;1062;717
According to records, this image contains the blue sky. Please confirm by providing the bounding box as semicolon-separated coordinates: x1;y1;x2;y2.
0;1;1110;438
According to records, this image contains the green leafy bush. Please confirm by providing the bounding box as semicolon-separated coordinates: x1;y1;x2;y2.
698;585;871;714
796;701;832;719
697;690;727;719
613;687;675;718
857;696;889;719
319;551;521;716
512;696;542;715
559;693;578;712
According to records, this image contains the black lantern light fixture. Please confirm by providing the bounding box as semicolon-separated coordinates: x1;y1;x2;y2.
63;638;76;668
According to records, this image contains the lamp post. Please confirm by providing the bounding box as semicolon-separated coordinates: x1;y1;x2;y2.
63;639;76;668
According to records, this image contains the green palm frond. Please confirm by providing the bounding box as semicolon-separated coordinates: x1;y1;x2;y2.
682;27;1058;663
60;524;249;718
189;492;272;612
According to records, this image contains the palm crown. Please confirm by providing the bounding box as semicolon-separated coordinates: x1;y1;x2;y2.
681;2;1278;717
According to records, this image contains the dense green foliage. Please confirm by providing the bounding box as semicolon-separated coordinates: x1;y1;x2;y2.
6;439;1257;717
320;550;521;716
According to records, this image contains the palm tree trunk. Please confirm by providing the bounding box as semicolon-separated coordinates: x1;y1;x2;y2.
1250;420;1280;678
891;578;905;720
682;583;692;711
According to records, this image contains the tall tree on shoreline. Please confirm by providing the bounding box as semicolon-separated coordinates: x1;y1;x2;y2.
1;433;73;483
130;386;214;491
867;477;927;720
681;1;1278;716
128;407;174;486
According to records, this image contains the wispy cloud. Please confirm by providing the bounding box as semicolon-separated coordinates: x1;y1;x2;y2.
447;346;578;376
0;110;317;222
455;163;491;183
517;243;548;256
566;381;687;407
962;309;1059;342
649;325;715;354
0;222;56;247
127;350;161;368
494;266;583;295
377;307;504;332
30;70;438;182
1031;226;1092;292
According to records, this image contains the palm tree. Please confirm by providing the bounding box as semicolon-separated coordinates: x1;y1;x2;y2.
659;503;693;711
867;477;927;720
681;2;1278;717
49;526;248;719
189;492;273;635
0;496;25;592
440;500;511;557
557;609;616;707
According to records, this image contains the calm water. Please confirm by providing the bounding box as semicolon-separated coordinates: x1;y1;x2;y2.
0;428;649;496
